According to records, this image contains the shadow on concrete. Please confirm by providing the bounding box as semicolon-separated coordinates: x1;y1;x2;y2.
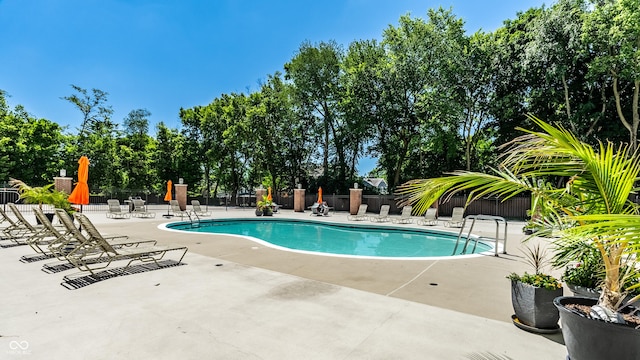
20;253;55;263
60;260;185;290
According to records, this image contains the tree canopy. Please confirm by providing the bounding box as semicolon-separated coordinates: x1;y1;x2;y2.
2;1;639;200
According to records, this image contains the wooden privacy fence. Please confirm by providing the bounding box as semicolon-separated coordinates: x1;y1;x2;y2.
276;193;531;220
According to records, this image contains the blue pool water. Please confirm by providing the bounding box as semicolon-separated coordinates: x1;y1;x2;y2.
165;219;493;259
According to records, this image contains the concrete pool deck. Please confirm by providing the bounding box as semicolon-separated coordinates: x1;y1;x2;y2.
1;206;568;359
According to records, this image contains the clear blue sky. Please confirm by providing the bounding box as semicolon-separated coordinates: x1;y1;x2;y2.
1;0;547;172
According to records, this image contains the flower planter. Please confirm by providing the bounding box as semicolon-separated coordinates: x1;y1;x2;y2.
554;296;640;360
255;209;263;216
511;280;562;330
262;208;273;216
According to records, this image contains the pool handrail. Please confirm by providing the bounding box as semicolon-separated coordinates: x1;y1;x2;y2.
451;214;508;257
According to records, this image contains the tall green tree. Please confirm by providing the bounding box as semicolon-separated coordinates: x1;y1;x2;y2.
61;85;114;149
491;8;544;144
450;31;497;171
584;0;640;151
120;109;155;190
341;39;385;177
285;40;350;190
377;9;465;189
154;122;182;187
247;72;305;195
0;96;65;185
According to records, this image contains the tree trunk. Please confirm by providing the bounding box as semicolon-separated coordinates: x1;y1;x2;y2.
612;76;636;152
562;73;571;120
393;136;410;190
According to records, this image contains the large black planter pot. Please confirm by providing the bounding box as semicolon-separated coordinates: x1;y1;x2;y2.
35;212;55;225
566;284;600;299
511;280;562;330
554;296;640;360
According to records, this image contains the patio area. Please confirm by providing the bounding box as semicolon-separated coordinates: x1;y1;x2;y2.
1;206;567;359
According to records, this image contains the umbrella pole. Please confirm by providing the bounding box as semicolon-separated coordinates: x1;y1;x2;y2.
78;204;83;231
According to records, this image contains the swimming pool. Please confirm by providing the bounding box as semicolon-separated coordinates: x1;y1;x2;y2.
163;218;493;259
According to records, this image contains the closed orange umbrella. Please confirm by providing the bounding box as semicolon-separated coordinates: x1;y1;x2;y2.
267;187;272;201
68;156;90;205
163;180;173;218
317;187;323;204
164;180;173;201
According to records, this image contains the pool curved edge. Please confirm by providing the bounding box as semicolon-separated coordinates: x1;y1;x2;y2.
158;218;497;261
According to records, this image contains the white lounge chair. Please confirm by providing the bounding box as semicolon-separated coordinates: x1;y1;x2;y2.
445;207;465;227
392;206;414;224
348;204;368;221
417;208;438;226
131;199;155;218
191;200;211;217
369;205;390;222
170;200;192;219
69;212;187;275
106;199;130;219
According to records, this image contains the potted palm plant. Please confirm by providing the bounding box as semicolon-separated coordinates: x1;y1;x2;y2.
9;178;75;222
257;195;274;216
396;116;640;360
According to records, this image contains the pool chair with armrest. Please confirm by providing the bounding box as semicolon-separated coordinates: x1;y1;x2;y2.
68;212;187;275
106;199;131;219
368;205;390;222
417;208;438;226
170;200;192;220
391;206;414;224
191;200;211;217
445;207;465;228
347;204;368;221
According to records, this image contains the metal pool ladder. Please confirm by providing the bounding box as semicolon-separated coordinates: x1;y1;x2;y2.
451;214;508;257
187;211;200;228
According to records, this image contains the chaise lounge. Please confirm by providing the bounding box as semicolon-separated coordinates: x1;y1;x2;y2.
348;204;368;221
68;212;187;275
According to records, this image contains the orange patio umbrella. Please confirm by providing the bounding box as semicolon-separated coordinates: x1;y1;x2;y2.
68;156;90;208
267;187;272;201
163;180;173;217
164;180;173;201
317;187;323;204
